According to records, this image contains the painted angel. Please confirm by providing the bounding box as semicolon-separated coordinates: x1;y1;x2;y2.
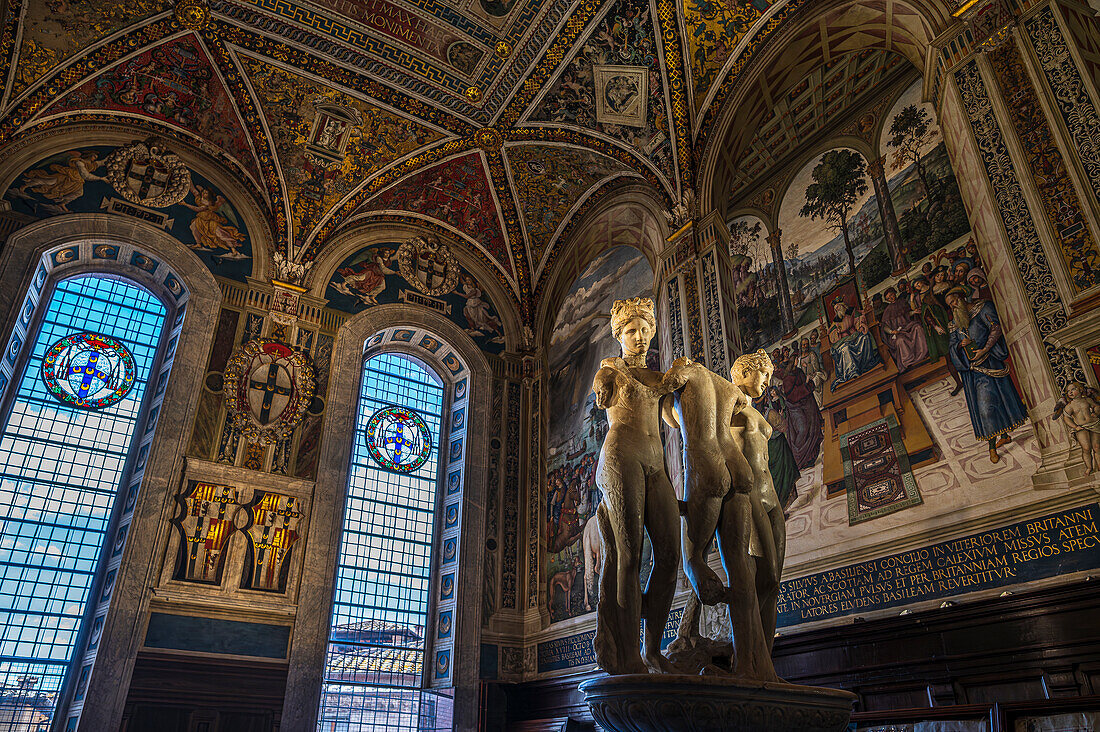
179;183;248;258
9;150;106;214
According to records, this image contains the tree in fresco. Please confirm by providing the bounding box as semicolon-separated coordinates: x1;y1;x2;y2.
799;149;869;276
887;104;935;202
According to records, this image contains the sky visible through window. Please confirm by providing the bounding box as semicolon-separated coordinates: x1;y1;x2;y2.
318;353;452;732
0;275;164;730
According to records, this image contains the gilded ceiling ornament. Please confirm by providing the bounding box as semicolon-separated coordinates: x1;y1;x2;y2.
397;235;460;297
223;339;316;444
496;41;512;58
105;140;192;209
174;0;210;30
474;128;503;153
465;86;482;102
304;100;363;166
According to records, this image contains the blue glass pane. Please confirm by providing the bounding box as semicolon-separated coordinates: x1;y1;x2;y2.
0;275;164;730
319;353;451;732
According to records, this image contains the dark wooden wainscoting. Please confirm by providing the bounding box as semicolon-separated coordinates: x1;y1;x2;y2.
120;651;287;732
484;579;1100;731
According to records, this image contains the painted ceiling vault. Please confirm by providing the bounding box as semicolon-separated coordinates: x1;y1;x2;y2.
0;0;946;326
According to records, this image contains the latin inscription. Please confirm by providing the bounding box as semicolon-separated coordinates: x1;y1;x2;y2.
777;505;1100;625
535;505;1100;673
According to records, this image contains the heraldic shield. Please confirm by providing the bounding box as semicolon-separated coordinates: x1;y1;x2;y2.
223;339;316;443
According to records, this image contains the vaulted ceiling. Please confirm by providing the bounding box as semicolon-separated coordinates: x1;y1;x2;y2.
0;0;948;324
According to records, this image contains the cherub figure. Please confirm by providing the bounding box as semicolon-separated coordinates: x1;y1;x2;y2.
1059;381;1100;473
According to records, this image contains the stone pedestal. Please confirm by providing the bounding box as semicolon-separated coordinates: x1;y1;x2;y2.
579;674;857;732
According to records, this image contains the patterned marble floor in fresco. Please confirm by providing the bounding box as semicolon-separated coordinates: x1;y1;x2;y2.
784;374;1042;555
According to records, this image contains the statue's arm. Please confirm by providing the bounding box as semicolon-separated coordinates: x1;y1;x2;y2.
661;394;680;430
593;366;619;410
658;356;693;395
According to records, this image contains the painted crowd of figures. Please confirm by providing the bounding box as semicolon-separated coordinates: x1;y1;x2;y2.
766;240;1027;464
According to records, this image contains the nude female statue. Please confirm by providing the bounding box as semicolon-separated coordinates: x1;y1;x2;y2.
730;351;786;668
591;297;681;674
661;350;780;680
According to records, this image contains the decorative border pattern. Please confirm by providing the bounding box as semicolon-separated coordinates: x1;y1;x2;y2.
526;376;540;610
700;250;724;375
954;58;1081;389
483;147;531;319
655;0;691;193
1025;7;1100;208
501;379;520;609
988;40;1100;294
212;0;482;114
682;265;705;361
666;275;684;360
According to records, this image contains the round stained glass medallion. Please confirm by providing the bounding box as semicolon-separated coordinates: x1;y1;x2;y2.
365;405;432;473
41;332;136;409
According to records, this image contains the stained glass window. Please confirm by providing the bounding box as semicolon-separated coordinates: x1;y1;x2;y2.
0;275;165;730
318;353;453;732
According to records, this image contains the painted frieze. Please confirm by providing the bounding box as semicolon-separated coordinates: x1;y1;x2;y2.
326;240;507;353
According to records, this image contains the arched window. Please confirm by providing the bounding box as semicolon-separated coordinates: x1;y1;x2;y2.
0;273;170;729
318;352;453;731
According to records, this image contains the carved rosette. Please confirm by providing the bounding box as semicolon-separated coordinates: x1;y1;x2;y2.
223;339;315;444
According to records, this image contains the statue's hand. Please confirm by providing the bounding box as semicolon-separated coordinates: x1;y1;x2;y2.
660;359;693;393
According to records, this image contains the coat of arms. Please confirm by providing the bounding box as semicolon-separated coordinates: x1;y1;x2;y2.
105;139;191;208
397;235;460;297
223;339;315;443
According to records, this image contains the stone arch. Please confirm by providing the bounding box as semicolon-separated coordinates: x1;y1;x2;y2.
282;303;492;732
0;213;222;732
535;184;670;350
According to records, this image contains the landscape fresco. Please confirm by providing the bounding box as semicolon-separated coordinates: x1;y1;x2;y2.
726;78;1038;573
732;80;970;356
545;246;656;623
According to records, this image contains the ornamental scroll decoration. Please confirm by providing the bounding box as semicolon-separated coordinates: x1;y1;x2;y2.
223;339;315;444
397;235;460;297
1025;8;1100;207
954;60;1084;390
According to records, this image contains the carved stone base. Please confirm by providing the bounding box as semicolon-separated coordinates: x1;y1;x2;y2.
579;674;857;732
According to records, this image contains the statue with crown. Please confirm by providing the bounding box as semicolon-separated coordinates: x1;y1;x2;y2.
578;296;856;732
